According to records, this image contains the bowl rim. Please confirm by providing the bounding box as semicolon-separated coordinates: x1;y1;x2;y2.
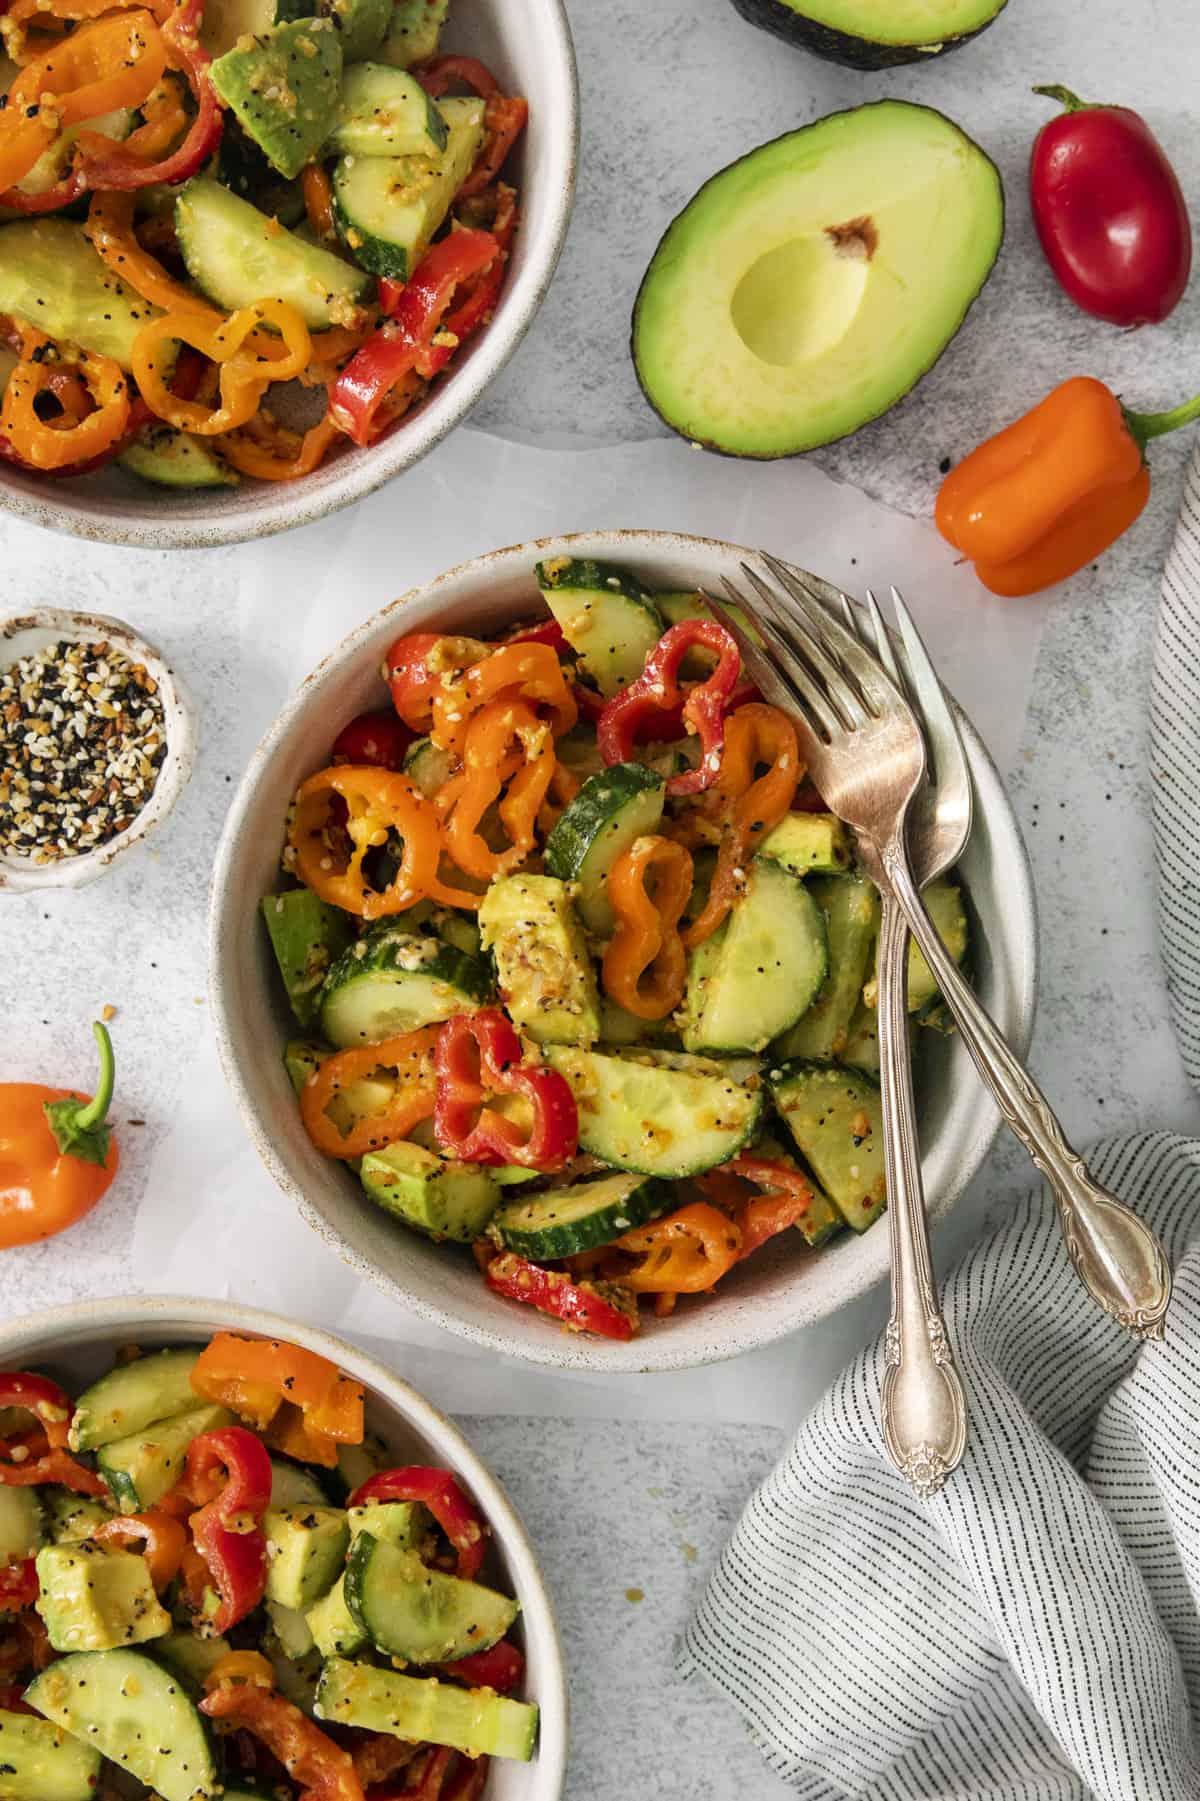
0;1292;570;1801
209;528;1038;1373
0;604;196;892
0;0;579;552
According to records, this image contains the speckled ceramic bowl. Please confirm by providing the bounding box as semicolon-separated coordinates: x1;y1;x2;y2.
0;605;195;893
210;531;1038;1374
0;3;577;551
0;1295;568;1801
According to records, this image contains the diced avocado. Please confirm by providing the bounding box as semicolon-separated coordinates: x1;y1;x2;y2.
0;1707;101;1801
0;1486;42;1565
43;1492;111;1545
304;1498;430;1659
280;0;390;61
758;811;851;877
285;1038;332;1097
262;889;355;1029
70;1347;203;1453
726;0;1008;71
632;100;1004;457
775;874;880;1061
25;1650;217;1801
319;924;492;1046
377;0;447;66
35;1543;171;1653
267;1597;316;1659
152;1629;233;1690
361;1141;500;1243
479;875;601;1047
176;177;369;329
210;18;343;179
545;1045;763;1178
97;1403;235;1513
263;1505;350;1610
317;1655;539;1762
0;220;159;368
119;424;239;490
344;1535;518;1663
768;1059;886;1232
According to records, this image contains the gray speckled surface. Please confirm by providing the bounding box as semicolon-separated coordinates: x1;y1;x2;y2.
2;2;1199;1793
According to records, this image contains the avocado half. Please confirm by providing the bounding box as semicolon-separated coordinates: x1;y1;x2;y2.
728;0;1008;69
631;101;1004;460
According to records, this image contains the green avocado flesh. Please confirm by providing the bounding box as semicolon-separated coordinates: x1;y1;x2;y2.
732;0;1006;59
632;101;1003;458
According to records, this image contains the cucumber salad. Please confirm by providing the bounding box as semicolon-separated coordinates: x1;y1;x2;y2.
0;0;525;487
263;559;969;1341
0;1332;537;1800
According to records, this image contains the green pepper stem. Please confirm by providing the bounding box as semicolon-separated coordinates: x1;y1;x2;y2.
73;1022;115;1131
1125;392;1200;446
1032;83;1088;113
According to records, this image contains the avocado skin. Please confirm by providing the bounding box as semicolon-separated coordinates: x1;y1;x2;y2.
727;0;1007;68
630;102;1006;460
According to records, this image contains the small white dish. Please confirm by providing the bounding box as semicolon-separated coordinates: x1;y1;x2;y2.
210;530;1038;1374
0;1294;568;1801
0;606;195;893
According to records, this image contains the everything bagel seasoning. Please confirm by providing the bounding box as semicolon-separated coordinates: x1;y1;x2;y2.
0;636;166;864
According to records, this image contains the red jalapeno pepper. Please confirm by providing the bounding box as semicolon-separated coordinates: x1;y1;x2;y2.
597;620;741;796
349;1467;487;1582
434;1010;577;1172
184;1426;271;1634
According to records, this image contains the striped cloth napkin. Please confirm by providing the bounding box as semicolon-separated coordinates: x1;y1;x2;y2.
677;448;1200;1801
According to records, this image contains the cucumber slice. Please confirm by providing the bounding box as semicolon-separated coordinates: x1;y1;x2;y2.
877;876;968;1013
344;1535;518;1662
682;859;828;1054
757;811;851;877
544;763;666;935
70;1348;203;1453
264;889;355;1031
535;557;664;696
26;1649;218;1801
97;1404;235;1513
152;1631;232;1691
270;1456;334;1508
377;0;447;66
330;64;449;158
361;1141;500;1242
176;177;369;330
545;1046;763;1177
478;875;601;1048
403;736;455;797
333;96;485;279
0;1487;42;1564
768;1060;886;1232
597;996;678;1049
317;1655;538;1762
320;925;492;1047
773;873;880;1061
119;425;239;490
493;1171;673;1259
840;998;881;1073
0;220;159;369
0;1707;100;1801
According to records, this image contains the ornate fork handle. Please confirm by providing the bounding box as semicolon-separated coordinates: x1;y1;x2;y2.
881;843;1172;1341
875;885;967;1498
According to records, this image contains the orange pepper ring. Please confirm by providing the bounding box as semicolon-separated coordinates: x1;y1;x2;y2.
1;348;129;469
130;299;312;437
299;1028;439;1160
603;834;693;1020
684;703;801;950
616;1201;742;1293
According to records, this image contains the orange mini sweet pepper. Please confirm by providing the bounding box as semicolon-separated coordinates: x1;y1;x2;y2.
936;374;1200;597
0;1023;119;1249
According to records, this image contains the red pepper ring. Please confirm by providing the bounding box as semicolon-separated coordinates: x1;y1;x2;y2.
0;1559;37;1610
484;1251;636;1341
0;1373;72;1449
76;0;223;189
184;1426;272;1636
597;620;742;797
0;1373;105;1495
349;1467;487;1582
438;1638;524;1693
413;54;499;99
433;1010;577;1173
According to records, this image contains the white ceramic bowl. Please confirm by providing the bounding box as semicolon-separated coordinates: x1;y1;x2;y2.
0;605;195;893
0;1295;568;1801
0;4;577;551
210;530;1038;1373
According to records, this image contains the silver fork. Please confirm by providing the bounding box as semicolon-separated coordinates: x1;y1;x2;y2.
711;578;968;1498
726;554;1173;1346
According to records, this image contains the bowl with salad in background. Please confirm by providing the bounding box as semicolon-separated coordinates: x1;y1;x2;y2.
0;0;577;548
210;530;1037;1373
0;1295;567;1801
